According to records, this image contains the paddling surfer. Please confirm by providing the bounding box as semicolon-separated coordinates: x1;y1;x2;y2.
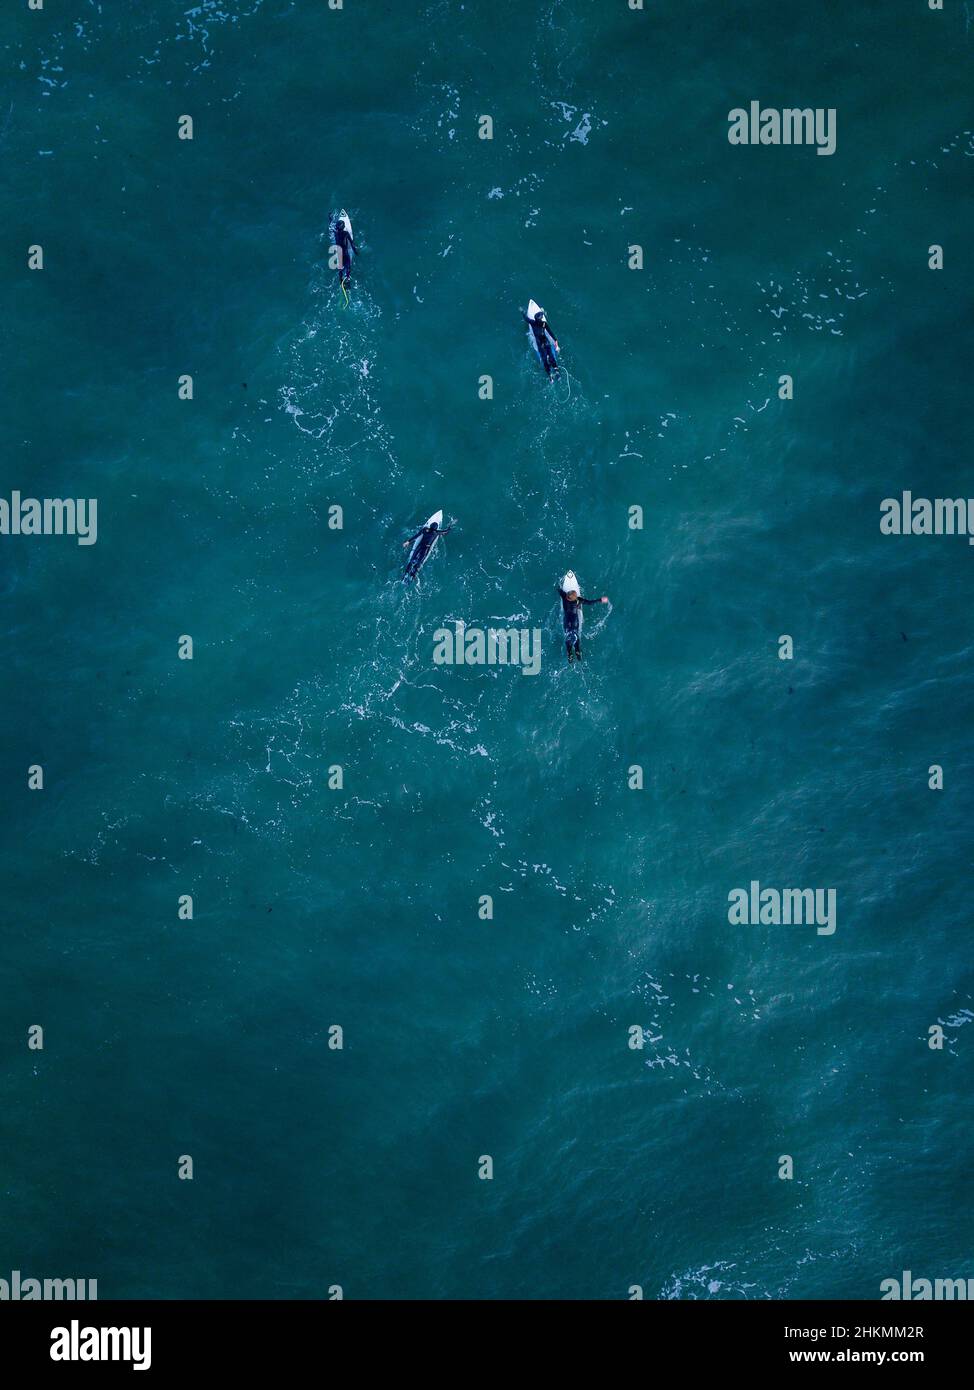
557;582;608;661
403;518;453;583
524;308;560;377
334;217;359;285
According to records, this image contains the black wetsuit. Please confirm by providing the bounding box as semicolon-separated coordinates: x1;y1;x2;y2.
558;587;600;659
403;522;452;582
524;313;559;377
334;223;359;282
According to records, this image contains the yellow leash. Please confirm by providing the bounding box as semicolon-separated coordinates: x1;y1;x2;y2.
341;277;350;309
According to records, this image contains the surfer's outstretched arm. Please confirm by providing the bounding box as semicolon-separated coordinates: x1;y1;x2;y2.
580;594;610;604
525;312;554;343
402;527;424;547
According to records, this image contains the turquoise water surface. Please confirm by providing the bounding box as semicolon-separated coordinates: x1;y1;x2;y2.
2;0;973;1299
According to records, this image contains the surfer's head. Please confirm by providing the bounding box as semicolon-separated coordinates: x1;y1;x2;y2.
534;310;545;323
336;219;346;232
566;589;579;601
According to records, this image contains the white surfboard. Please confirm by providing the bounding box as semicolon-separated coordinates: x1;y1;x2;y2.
405;510;444;576
333;209;355;281
561;570;579;595
526;299;559;375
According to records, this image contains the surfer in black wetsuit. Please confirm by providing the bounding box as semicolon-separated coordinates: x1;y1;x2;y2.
334;218;359;285
402;519;453;582
558;583;608;661
524;309;560;377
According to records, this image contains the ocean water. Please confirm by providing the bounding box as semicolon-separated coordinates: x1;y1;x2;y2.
2;0;972;1300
